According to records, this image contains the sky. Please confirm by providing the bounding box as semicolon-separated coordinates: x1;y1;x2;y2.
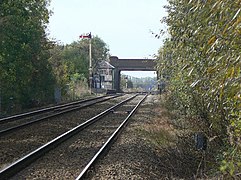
48;0;168;77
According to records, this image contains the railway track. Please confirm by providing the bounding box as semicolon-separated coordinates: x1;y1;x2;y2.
0;94;126;172
0;95;120;135
0;93;147;179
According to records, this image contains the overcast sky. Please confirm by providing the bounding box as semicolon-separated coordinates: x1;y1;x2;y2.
48;0;168;77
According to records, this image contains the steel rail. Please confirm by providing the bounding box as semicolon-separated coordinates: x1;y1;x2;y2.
0;95;120;136
76;94;148;180
0;95;115;124
0;94;137;180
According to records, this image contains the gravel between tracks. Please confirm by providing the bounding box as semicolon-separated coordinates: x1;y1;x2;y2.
85;94;164;179
4;94;168;179
0;95;127;171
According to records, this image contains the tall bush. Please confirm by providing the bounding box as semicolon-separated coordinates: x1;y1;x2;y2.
158;0;241;176
0;0;55;111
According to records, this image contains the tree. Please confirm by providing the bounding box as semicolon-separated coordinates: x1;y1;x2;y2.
48;44;69;95
62;36;109;80
158;0;241;176
0;0;55;111
48;36;110;99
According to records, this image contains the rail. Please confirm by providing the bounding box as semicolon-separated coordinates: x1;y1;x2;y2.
0;94;138;179
0;95;120;136
76;94;147;179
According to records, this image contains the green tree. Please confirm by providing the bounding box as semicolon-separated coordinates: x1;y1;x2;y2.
158;0;241;176
62;36;109;80
0;0;55;111
49;44;69;95
48;36;110;99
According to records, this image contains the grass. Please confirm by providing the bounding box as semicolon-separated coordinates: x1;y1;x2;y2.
136;95;221;179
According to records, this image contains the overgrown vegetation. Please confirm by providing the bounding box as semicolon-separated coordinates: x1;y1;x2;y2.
138;96;209;179
0;0;55;112
157;0;241;178
49;37;109;101
0;0;109;115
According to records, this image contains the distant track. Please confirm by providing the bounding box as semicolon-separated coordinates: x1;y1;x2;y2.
0;95;120;136
0;95;116;123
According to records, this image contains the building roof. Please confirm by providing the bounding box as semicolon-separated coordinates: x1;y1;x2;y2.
98;60;115;69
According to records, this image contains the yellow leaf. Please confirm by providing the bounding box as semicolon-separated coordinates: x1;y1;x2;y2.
207;67;215;74
208;35;216;45
233;16;241;28
222;24;229;35
231;67;235;78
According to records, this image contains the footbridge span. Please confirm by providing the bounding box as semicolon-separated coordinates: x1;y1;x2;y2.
109;56;157;91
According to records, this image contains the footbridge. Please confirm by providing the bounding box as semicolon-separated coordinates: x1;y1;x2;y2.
109;56;157;91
